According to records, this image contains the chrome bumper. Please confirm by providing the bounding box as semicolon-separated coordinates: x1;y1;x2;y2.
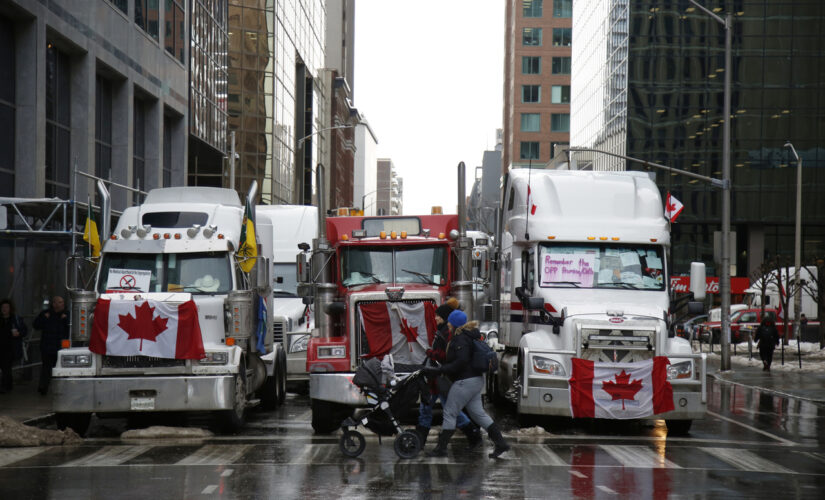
286;352;308;382
309;373;366;406
52;375;236;413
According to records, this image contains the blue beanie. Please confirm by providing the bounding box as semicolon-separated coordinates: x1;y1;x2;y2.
448;309;467;328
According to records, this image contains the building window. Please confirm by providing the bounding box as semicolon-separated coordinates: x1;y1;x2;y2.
553;28;572;47
553;0;572;18
522;28;542;46
523;0;543;17
551;85;570;104
95;76;112;191
135;0;160;41
165;0;185;63
522;56;541;74
520;142;540;160
0;17;14;197
521;85;541;103
552;56;571;74
550;141;569;159
163;114;172;187
108;0;127;13
521;113;541;132
551;113;570;132
45;45;71;199
133;98;146;204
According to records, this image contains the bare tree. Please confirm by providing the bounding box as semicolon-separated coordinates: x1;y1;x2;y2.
773;256;803;347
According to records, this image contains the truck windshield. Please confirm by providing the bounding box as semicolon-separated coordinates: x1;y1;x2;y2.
538;243;665;291
341;246;446;287
97;252;232;294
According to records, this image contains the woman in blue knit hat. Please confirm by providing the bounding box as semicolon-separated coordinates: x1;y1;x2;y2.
424;309;510;458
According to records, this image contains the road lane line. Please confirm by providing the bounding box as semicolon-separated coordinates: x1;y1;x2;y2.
799;451;825;464
707;410;797;446
596;485;617;495
221;469;234;477
0;447;49;467
201;485;218;494
600;445;680;469
176;445;252;466
534;445;567;466
702;447;794;474
568;470;588;479
61;446;152;467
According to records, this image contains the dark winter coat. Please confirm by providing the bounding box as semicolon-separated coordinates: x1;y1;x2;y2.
1;315;28;359
33;308;70;355
439;321;482;383
754;323;779;352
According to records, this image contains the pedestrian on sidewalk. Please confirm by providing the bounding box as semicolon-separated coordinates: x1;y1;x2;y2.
1;299;28;393
416;302;481;449
33;296;69;395
424;310;510;459
754;317;780;372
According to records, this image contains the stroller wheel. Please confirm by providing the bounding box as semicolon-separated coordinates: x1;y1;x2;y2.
394;430;422;459
339;430;366;458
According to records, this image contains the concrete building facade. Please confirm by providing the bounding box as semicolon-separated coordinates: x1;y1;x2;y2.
354;119;379;215
376;158;402;216
503;0;572;171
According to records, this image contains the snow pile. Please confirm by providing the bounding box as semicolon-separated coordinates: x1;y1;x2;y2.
0;416;82;447
121;426;213;440
514;426;550;436
705;341;825;373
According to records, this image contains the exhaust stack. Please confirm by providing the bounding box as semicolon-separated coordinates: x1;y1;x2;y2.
453;162;473;319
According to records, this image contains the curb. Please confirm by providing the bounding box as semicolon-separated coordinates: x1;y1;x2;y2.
709;372;825;404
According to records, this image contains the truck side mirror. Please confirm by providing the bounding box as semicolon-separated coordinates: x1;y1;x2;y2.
254;256;270;292
687;301;705;315
525;296;545;311
296;253;310;284
689;262;706;301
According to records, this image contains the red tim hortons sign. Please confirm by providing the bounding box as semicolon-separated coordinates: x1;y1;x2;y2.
670;276;750;295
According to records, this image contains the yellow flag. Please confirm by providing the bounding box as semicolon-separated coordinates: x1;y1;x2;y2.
237;199;257;272
83;200;101;257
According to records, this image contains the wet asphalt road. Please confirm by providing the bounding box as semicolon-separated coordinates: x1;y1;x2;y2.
2;378;825;499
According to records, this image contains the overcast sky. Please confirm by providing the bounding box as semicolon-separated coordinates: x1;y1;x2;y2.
353;0;505;215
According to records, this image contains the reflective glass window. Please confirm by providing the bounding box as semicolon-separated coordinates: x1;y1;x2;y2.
520;142;540;160
552;85;570;104
553;28;572;46
553;0;572;18
523;27;543;46
522;56;541;74
521;113;541;132
523;0;543;18
522;85;541;103
551;113;570;132
552;56;571;74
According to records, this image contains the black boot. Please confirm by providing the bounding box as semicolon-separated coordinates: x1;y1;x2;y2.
426;429;455;457
486;423;510;458
459;423;483;450
415;425;430;446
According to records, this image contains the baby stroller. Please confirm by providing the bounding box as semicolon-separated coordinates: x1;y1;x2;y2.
339;356;428;459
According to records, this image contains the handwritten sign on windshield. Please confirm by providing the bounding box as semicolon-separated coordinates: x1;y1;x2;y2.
541;253;595;286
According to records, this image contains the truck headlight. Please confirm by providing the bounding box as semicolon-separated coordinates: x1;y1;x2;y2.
61;354;92;367
667;361;692;380
290;334;310;353
318;345;346;358
200;352;228;365
532;356;566;376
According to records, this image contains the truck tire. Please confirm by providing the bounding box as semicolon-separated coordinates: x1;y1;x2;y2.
219;363;248;433
259;354;281;410
55;412;91;437
311;399;352;434
277;348;287;405
666;419;692;435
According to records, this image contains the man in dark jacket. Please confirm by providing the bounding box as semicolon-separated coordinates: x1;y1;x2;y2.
754;318;780;372
416;303;480;448
425;309;510;458
33;296;69;394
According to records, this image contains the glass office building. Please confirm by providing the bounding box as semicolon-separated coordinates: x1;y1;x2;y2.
572;0;825;277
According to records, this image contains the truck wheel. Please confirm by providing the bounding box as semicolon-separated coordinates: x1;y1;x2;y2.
666;419;692;435
55;412;91;437
277;348;287;405
259;355;280;411
311;399;352;434
220;366;248;433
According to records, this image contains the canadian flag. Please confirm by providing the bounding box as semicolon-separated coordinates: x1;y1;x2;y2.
90;299;205;359
569;357;674;419
358;301;436;364
665;192;684;222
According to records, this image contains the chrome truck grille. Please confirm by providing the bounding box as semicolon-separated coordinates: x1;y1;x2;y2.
272;321;286;343
102;355;185;369
580;328;656;363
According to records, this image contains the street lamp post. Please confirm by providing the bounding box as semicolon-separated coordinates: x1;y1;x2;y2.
689;0;733;370
361;187;396;215
296;124;358;205
785;141;803;348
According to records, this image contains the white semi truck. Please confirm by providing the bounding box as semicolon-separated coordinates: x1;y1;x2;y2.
490;169;706;433
256;205;318;393
54;184;287;434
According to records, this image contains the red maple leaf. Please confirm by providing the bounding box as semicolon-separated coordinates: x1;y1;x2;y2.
118;302;169;350
601;370;644;411
666;200;677;213
399;317;419;346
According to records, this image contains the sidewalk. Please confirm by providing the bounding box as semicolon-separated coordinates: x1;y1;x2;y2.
0;365;54;426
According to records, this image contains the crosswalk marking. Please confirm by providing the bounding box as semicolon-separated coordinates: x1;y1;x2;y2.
601;445;681;469
596;485;617;495
516;445;567;466
176;444;252;466
569;470;588;478
702;447;794;474
0;447;48;467
61;445;151;467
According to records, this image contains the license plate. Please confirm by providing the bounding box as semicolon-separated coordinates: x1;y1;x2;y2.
130;396;155;411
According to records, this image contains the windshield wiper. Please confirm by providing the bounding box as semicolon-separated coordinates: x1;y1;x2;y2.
401;268;437;285
350;270;382;283
602;281;639;289
547;281;580;288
